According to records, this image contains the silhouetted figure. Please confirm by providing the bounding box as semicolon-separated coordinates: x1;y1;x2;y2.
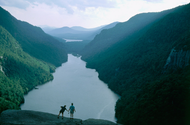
58;105;68;119
69;103;76;119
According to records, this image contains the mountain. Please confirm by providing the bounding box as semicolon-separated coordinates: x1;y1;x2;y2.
80;3;190;125
40;26;56;33
45;22;119;40
71;26;104;31
81;8;180;60
45;26;93;40
0;6;67;67
46;22;119;55
85;22;119;40
0;25;55;113
0;6;68;114
48;26;83;34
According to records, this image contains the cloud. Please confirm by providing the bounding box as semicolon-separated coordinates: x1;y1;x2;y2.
0;0;189;28
143;0;163;3
0;0;30;9
0;0;117;14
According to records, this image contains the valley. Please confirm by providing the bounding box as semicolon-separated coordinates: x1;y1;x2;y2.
0;2;190;125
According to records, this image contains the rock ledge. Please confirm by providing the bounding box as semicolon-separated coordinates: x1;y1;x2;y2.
0;110;121;125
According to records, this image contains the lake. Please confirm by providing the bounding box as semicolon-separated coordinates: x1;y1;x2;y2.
20;54;120;122
64;39;83;42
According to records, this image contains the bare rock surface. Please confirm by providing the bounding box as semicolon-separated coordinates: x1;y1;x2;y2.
0;110;121;125
83;118;120;125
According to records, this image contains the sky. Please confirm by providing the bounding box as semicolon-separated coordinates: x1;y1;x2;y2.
0;0;189;28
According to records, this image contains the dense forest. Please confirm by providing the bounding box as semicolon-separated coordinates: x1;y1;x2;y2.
0;25;56;113
0;7;68;113
80;3;190;125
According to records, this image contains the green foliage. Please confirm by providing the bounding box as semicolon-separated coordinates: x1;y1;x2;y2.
0;25;55;113
0;97;20;112
81;3;190;125
116;71;190;125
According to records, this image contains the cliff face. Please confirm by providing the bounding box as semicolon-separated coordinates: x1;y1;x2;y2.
0;110;121;125
164;48;190;70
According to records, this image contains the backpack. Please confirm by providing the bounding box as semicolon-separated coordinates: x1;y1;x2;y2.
70;106;75;112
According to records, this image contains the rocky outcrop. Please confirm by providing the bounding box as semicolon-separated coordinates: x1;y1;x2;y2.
0;110;121;125
83;119;120;125
0;56;5;75
164;48;190;70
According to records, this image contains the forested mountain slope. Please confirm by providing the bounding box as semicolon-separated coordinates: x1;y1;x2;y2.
0;7;67;66
0;25;55;113
81;6;182;60
81;3;190;125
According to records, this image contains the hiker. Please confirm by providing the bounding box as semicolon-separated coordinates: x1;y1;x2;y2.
58;105;68;119
69;103;76;119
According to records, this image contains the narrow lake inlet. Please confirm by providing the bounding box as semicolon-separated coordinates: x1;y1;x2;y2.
21;54;120;122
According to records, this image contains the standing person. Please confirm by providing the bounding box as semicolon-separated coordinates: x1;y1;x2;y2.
69;103;76;119
58;105;68;119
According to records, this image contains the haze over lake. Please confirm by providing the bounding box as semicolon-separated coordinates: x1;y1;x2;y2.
21;54;120;122
64;39;83;42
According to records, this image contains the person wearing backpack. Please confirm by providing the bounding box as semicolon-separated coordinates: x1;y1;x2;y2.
69;103;76;119
57;105;69;119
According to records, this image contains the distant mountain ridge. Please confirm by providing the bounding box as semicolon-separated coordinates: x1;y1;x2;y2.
45;22;119;40
71;26;105;31
49;26;82;34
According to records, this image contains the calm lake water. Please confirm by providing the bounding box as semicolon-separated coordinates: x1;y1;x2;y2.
21;54;120;122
